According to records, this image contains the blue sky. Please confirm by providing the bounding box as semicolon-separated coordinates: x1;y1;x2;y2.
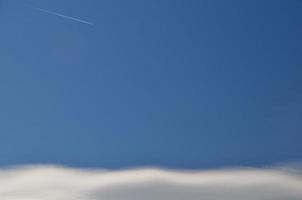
0;0;301;169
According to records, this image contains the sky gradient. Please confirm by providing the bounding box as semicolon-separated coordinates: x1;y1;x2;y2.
0;0;301;169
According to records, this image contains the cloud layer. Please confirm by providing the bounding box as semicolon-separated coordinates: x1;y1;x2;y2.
0;165;302;200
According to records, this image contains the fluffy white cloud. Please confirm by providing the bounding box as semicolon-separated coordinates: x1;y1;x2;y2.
0;165;302;200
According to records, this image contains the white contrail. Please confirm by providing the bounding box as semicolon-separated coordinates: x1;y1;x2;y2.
31;6;94;26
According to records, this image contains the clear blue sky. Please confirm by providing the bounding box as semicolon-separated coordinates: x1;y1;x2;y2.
0;0;301;169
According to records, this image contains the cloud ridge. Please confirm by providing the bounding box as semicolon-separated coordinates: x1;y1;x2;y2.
0;165;302;200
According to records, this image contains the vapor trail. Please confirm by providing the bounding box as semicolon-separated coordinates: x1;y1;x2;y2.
31;6;94;26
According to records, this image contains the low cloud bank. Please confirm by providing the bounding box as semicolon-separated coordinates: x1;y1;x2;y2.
0;165;302;200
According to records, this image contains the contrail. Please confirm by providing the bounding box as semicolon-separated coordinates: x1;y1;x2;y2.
31;6;94;26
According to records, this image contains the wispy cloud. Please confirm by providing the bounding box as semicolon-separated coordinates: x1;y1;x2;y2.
30;6;94;26
0;165;302;200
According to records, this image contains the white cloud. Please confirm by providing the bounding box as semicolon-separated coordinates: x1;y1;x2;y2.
0;165;302;200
